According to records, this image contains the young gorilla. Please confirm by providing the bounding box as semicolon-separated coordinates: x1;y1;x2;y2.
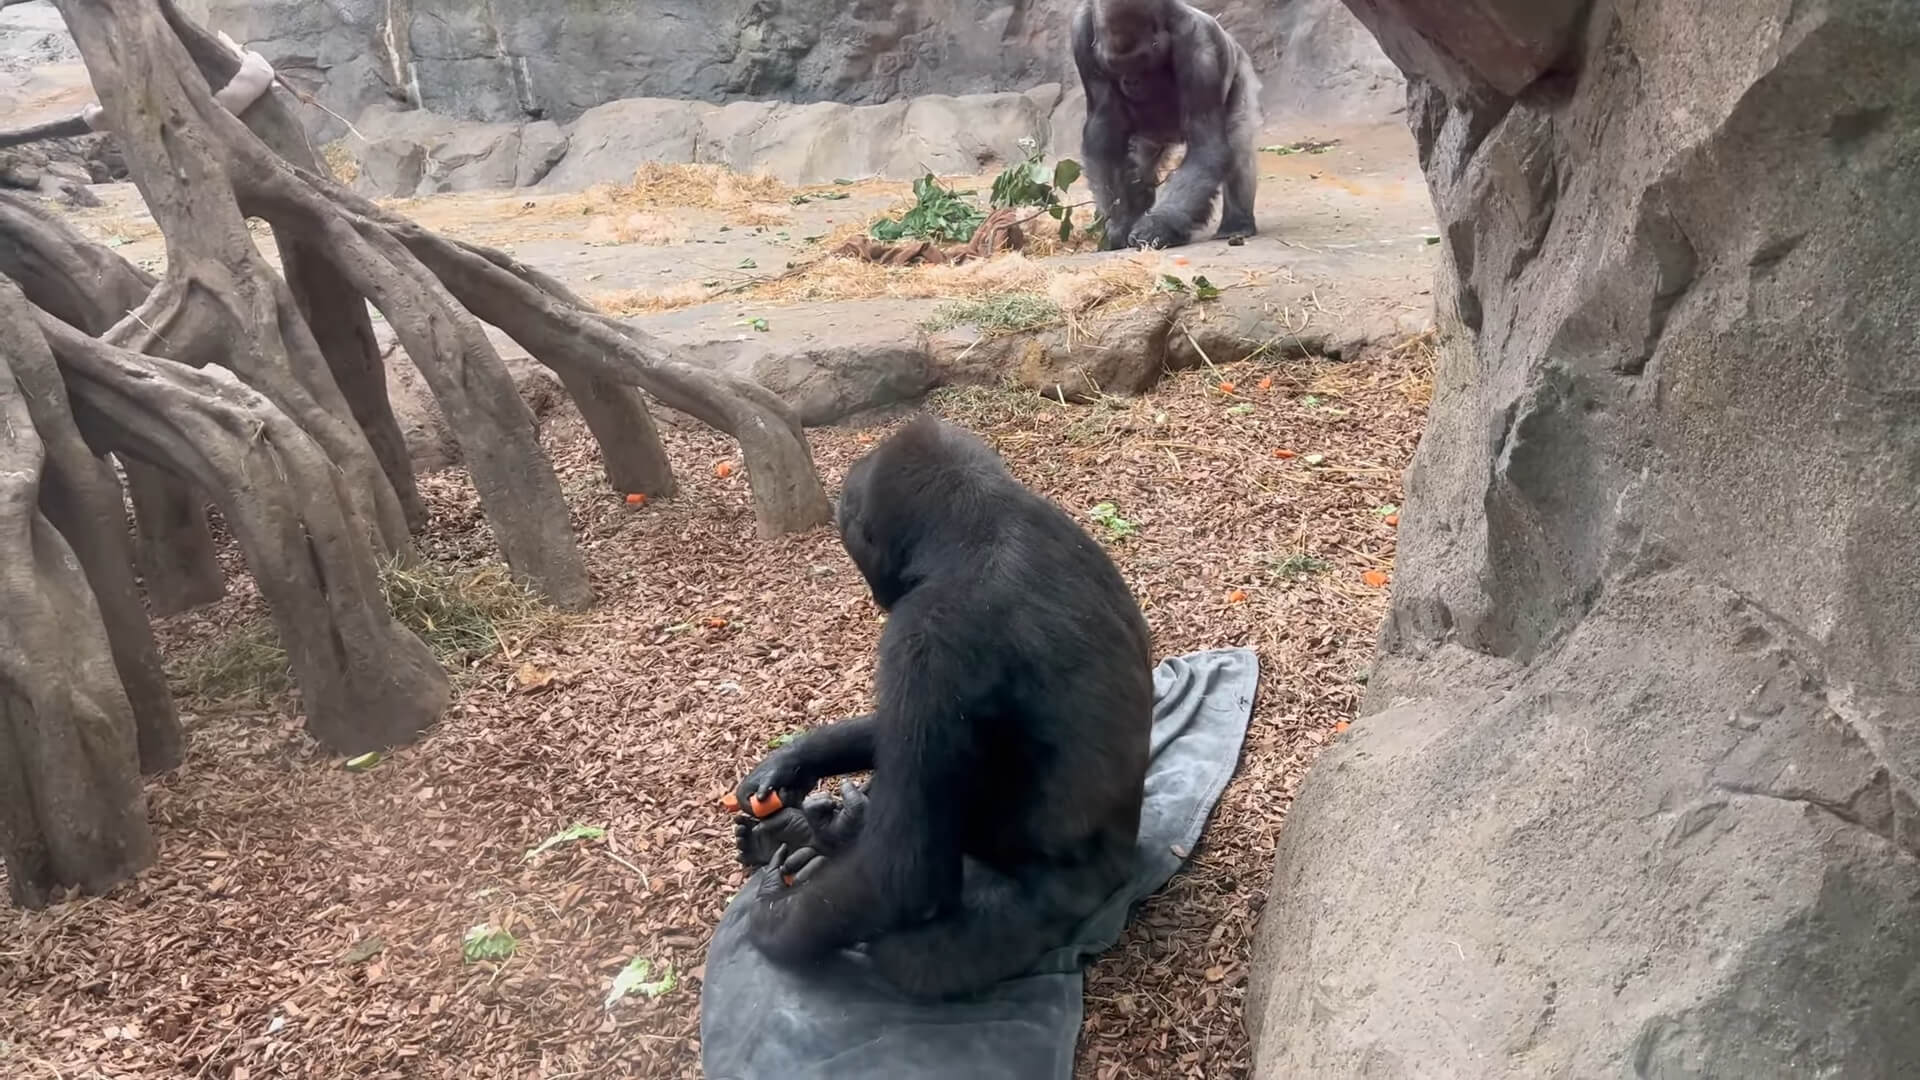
731;416;1154;1000
1072;0;1262;250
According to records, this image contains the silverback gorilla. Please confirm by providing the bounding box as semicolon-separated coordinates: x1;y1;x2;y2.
731;416;1154;999
1072;0;1262;250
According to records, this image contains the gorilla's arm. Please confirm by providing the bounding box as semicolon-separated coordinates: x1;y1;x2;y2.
1132;17;1234;247
734;712;877;807
744;631;973;965
1073;12;1155;250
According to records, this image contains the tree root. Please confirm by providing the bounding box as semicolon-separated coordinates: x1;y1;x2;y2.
0;281;181;773
0;189;228;616
381;222;833;535
0;286;153;908
122;457;226;615
39;312;450;752
59;0;411;560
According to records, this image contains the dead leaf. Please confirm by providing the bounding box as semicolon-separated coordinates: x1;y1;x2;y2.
514;662;557;692
342;936;385;965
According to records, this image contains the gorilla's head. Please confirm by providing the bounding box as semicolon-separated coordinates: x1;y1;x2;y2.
1094;0;1173;75
836;415;1006;611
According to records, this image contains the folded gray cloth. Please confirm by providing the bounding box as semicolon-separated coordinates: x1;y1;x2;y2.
700;647;1259;1080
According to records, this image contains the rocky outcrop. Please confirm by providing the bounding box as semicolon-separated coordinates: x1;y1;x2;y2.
351;86;1064;196
1247;2;1920;1078
348;104;567;196
174;0;1403;141
538;85;1063;192
0;2;121;202
0;136;121;206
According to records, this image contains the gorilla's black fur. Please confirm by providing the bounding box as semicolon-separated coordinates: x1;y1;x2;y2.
1073;0;1262;249
732;416;1154;999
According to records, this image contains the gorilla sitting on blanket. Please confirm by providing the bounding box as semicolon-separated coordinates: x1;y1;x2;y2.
732;416;1154;1000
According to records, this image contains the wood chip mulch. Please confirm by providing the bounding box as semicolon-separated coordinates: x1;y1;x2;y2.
0;333;1431;1079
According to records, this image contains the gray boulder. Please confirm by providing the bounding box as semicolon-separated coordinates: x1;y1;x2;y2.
0;0;77;73
348;104;566;196
538;98;706;190
1247;2;1920;1078
635;300;938;427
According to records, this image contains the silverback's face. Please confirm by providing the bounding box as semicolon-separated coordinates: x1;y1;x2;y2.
1102;16;1168;77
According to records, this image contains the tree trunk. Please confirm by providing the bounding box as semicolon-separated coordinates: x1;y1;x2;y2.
156;16;430;535
51;0;450;750
555;365;678;497
0;189;153;324
161;7;669;509
267;202;596;608
382;225;831;535
129;8;592;606
0;289;153;908
281;244;430;532
0;188;228;616
54;0;411;560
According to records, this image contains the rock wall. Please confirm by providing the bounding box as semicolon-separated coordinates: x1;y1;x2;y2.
175;0;1403;139
1247;1;1920;1077
349;86;1068;196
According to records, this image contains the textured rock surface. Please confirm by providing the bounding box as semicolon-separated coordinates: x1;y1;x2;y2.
174;0;1402;140
538;85;1062;192
349;104;567;196
0;2;119;199
1247;1;1920;1077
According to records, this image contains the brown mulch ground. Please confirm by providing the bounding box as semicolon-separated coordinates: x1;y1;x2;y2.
0;334;1431;1079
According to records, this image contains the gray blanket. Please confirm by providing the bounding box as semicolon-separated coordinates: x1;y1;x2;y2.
700;647;1259;1080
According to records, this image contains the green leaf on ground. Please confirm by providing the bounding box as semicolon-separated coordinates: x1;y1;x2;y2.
525;823;607;860
606;956;677;1007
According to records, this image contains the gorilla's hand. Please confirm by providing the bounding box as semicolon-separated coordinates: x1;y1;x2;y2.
735;807;816;868
734;746;813;810
1127;214;1185;250
739;781;868;867
753;844;828;900
800;781;870;855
